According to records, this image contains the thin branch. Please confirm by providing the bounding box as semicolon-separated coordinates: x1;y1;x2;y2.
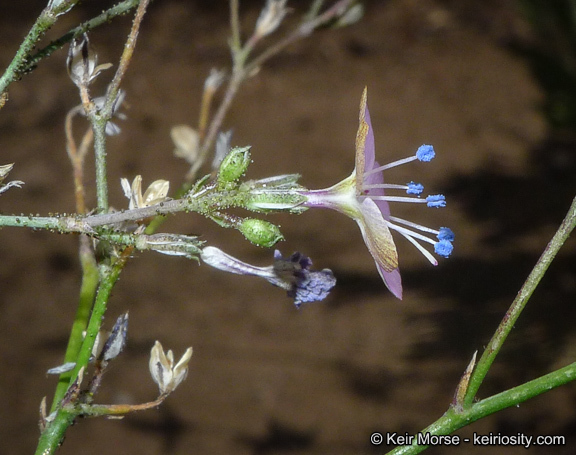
186;0;355;181
91;0;151;212
0;0;141;105
463;195;576;406
104;0;151;116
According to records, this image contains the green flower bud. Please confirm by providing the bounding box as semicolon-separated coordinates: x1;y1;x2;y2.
238;218;283;247
218;146;251;185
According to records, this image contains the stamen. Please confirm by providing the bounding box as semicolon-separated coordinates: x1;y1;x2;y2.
387;221;437;246
396;231;438;265
366;195;428;204
363;145;435;178
389;215;440;235
416;144;435;162
362;182;424;196
362;183;410;190
435;240;453;257
388;220;452;261
364;156;417;176
406;182;424;195
437;227;455;241
426;194;446;208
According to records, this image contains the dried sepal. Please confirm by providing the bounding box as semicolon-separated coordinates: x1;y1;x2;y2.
149;341;193;395
213;130;233;170
47;0;75;17
100;312;129;362
0;163;15;181
452;350;477;413
67;33;112;88
171;125;199;165
61;367;85;408
204;68;226;92
46;362;76;375
0;163;24;195
334;3;364;28
254;0;289;38
39;397;48;431
138;233;203;260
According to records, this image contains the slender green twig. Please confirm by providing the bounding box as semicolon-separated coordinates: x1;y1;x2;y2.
246;0;354;74
0;185;305;234
89;0;151;213
0;0;141;104
0;1;80;99
464;195;576;406
229;0;242;54
387;360;576;454
384;195;576;454
92;119;110;212
187;0;355;181
104;0;150;116
35;254;129;455
25;0;141;76
50;237;99;413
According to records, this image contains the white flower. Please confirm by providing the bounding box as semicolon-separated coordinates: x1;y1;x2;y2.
121;175;169;210
149;341;193;395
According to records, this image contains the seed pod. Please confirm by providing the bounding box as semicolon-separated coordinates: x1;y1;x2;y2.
238;218;283;247
218;146;251;185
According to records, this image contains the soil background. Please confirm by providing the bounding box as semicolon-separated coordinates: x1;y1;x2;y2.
1;1;576;454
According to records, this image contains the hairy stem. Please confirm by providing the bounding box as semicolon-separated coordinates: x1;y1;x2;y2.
89;0;150;213
0;1;80;100
0;0;142;105
104;0;151;116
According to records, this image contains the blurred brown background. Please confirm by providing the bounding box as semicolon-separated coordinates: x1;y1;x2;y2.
1;0;575;454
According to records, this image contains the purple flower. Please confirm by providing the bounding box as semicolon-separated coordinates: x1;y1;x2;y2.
299;88;453;299
200;246;336;307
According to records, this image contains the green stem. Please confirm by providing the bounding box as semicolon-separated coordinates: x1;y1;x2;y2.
387;361;576;454
229;0;241;54
0;187;306;233
23;0;141;78
35;255;127;455
90;0;150;213
0;1;80;98
50;237;99;413
92;119;109;212
0;0;140;101
464;195;576;405
103;0;150;116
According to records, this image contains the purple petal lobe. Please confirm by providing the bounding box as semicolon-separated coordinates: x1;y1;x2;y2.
377;264;403;300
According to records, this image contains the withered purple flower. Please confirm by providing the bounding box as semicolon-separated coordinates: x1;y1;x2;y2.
299;88;453;299
200;246;336;307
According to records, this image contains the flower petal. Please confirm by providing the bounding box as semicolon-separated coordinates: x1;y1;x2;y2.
356;197;398;272
355;87;373;192
363;160;391;220
376;263;402;300
142;179;170;206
